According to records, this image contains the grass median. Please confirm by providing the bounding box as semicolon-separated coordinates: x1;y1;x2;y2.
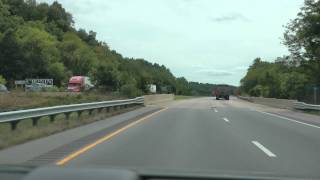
174;95;195;100
0;91;124;112
0;105;142;150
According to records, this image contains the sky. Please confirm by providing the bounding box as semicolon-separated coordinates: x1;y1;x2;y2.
40;0;304;86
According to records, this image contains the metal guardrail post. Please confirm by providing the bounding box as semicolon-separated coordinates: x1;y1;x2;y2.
10;121;19;131
32;117;40;127
49;115;56;123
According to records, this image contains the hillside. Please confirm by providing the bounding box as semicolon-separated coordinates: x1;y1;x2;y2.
0;0;236;97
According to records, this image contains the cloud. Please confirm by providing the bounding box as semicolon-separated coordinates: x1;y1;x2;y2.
197;69;233;77
209;13;249;22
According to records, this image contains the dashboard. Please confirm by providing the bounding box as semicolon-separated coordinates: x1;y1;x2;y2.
0;165;311;180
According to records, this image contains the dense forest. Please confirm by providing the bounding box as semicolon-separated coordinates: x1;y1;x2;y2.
240;0;320;103
0;0;236;97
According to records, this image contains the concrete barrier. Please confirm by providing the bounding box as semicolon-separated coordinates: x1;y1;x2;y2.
238;96;297;110
143;94;174;105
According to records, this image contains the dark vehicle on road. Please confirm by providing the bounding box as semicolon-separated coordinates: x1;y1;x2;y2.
213;86;230;100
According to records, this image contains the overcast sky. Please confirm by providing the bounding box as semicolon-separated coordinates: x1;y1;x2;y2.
40;0;304;86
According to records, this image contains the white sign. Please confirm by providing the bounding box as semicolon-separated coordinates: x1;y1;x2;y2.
25;79;53;87
14;80;26;85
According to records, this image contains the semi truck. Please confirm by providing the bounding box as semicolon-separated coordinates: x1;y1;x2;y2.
212;86;230;100
67;76;94;92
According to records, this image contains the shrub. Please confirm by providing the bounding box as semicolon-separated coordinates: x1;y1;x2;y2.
0;75;6;85
120;84;142;98
42;86;60;92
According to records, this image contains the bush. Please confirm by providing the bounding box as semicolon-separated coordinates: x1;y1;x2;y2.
0;75;6;85
120;84;142;98
42;86;60;92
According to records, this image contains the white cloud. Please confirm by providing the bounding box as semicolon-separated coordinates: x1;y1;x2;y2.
209;12;250;22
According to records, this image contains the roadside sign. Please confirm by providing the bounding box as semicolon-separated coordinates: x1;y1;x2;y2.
14;80;26;85
25;79;53;87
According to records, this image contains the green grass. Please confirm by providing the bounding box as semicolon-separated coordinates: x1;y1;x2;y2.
174;95;195;100
0;105;142;150
299;110;320;116
0;91;124;112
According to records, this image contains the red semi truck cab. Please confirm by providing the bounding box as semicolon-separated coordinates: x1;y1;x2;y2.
67;76;93;92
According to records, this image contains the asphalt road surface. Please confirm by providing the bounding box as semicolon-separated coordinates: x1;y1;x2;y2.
53;97;320;178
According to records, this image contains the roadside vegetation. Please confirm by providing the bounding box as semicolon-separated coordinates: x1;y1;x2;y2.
0;104;141;150
0;91;125;112
240;0;320;104
174;95;196;101
0;0;236;98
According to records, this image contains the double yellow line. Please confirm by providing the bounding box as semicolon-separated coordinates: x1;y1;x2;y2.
56;108;168;166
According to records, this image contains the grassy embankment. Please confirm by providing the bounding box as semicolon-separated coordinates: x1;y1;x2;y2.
0;91;141;150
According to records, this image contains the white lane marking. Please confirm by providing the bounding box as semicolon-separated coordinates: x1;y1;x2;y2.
252;141;277;158
256;110;320;129
214;109;218;112
223;117;230;123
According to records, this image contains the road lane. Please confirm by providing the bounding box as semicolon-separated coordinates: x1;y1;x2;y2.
59;97;320;178
65;102;266;172
207;98;320;176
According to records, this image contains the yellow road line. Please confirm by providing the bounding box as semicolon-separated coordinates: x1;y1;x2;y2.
56;108;168;166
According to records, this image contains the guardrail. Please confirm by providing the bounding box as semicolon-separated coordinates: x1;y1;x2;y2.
239;96;320;111
294;102;320;111
237;96;297;109
0;97;144;131
237;96;253;102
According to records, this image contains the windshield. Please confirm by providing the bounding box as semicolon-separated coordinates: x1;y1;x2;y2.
0;0;319;179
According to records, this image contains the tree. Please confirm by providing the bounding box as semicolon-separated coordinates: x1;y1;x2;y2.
59;32;97;75
92;62;120;90
284;0;320;84
0;21;66;85
14;23;60;76
48;62;69;86
176;77;190;95
47;1;73;31
279;72;309;99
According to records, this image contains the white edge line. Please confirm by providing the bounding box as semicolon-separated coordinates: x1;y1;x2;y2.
256;110;320;129
214;109;218;112
223;117;230;123
252;141;277;158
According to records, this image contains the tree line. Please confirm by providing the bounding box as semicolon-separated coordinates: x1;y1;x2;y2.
240;0;320;103
0;0;236;96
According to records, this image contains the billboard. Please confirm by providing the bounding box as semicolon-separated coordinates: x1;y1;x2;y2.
25;79;53;87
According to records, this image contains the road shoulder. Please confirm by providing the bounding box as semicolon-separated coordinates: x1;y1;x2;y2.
0;106;159;165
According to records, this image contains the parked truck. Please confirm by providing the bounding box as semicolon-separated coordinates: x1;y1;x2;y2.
212;86;230;100
148;84;157;94
67;76;94;92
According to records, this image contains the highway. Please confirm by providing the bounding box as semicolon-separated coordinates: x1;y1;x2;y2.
61;97;320;178
1;97;320;178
